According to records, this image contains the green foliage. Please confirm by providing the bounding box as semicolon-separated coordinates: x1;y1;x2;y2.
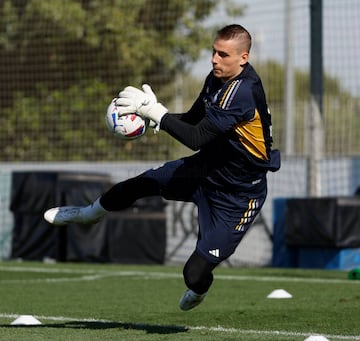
2;80;179;161
253;60;360;155
0;0;216;103
0;0;218;161
1;1;356;161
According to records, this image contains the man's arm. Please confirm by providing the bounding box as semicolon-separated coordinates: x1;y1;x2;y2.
173;95;206;125
160;114;222;151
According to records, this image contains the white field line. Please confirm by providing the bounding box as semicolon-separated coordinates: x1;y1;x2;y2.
0;265;358;285
0;313;359;340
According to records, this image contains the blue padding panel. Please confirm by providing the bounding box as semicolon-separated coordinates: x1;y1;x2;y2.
298;247;360;270
272;198;298;267
272;197;360;269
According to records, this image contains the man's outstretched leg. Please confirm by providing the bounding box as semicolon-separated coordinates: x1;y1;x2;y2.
44;157;199;226
179;251;217;311
44;175;161;226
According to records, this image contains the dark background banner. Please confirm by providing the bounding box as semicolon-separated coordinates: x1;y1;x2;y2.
10;172;166;264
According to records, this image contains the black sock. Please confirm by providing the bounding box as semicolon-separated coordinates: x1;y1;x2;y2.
100;175;161;211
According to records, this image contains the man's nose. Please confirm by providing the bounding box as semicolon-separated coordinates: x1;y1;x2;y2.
212;52;219;64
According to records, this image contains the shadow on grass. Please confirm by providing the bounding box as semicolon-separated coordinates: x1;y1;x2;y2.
4;320;188;335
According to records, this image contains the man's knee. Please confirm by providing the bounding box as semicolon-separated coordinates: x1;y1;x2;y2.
183;251;217;294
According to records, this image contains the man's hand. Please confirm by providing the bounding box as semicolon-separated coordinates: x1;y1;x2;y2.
116;84;168;126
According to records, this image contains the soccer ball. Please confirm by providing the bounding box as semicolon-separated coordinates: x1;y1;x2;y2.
105;98;149;140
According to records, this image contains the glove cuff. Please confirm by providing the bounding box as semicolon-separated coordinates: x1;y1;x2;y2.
148;102;168;125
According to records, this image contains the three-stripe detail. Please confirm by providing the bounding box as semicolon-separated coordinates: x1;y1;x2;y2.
219;80;242;109
235;199;260;231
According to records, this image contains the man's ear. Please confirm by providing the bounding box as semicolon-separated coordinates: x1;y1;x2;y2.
240;52;249;66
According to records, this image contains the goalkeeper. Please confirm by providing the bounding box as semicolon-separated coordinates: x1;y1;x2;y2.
44;24;280;311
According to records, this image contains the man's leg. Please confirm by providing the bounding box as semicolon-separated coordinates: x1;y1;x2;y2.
178;187;268;311
179;251;217;311
44;156;203;226
44;175;161;226
100;176;160;210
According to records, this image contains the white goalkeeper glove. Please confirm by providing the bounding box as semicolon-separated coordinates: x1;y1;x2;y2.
116;84;168;127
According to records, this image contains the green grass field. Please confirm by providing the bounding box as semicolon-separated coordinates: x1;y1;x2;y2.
0;261;359;340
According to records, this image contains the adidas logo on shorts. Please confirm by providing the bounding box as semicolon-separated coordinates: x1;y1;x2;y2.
209;249;220;257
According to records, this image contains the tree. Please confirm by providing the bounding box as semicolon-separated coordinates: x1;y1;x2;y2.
0;0;230;161
0;0;219;107
254;60;360;155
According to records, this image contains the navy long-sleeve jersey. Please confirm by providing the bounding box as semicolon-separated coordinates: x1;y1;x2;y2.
160;63;280;194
